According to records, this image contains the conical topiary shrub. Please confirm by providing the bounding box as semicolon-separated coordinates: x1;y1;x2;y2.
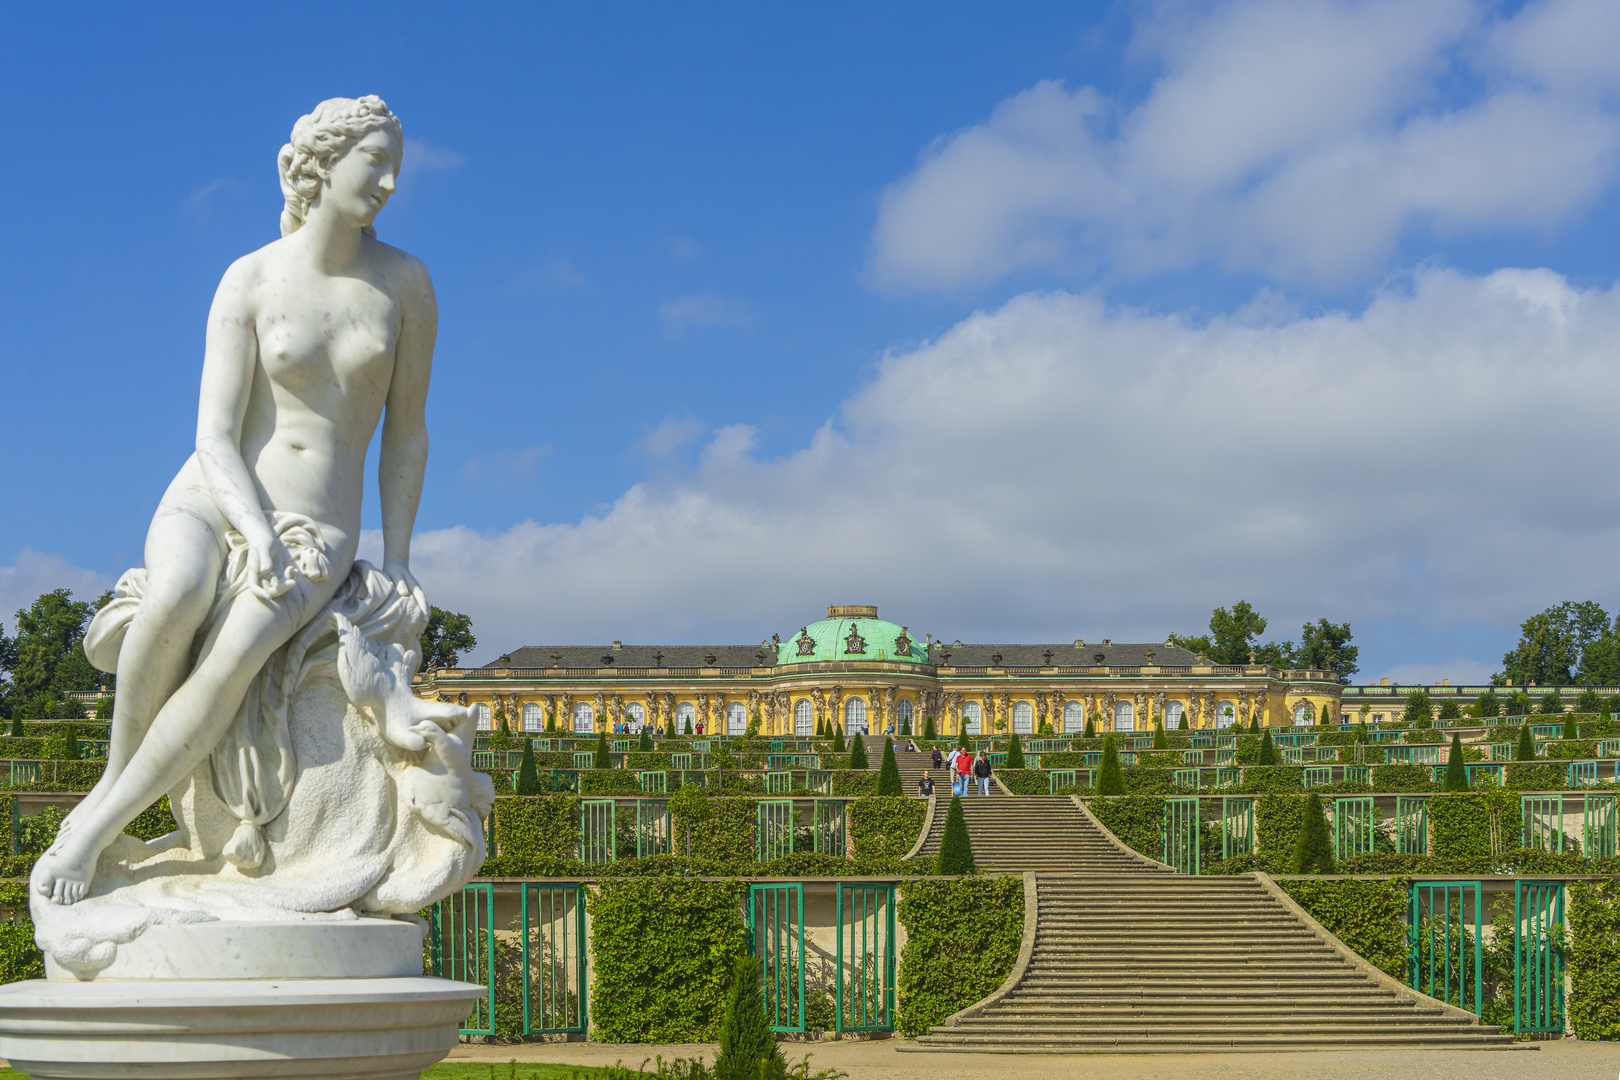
935;795;975;874
877;738;903;795
1256;728;1279;766
8;713;22;738
900;714;912;737
515;738;540;795
833;725;846;753
1083;716;1095;739
1153;721;1168;750
1096;735;1125;796
956;728;969;750
684;715;694;736
849;731;868;769
923;714;936;740
1516;722;1536;761
1562;711;1578;741
1177;711;1189;731
1292;792;1336;874
594;732;612;770
1444;732;1468;791
713;955;783;1080
638;726;653;752
1006;732;1025;769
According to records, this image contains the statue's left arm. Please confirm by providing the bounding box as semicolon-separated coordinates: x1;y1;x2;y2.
379;258;438;585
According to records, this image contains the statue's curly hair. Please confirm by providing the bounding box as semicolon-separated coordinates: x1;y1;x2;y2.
276;95;403;238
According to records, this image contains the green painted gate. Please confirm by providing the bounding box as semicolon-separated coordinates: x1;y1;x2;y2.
1408;881;1483;1014
1395;796;1428;855
1221;797;1254;860
431;882;496;1035
756;799;794;861
1522;795;1565;852
1583;793;1616;859
636;798;670;857
1161;796;1200;874
520;882;588;1034
579;799;616;864
1512;881;1564;1035
813;800;846;856
1332;796;1375;860
747;883;805;1032
835;883;896;1032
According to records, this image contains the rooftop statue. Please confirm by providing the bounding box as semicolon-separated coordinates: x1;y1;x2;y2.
29;96;493;976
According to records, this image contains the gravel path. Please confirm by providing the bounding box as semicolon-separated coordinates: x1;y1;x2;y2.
444;1036;1619;1079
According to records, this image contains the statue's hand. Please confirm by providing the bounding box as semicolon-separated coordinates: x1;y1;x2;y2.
244;526;293;600
383;561;427;623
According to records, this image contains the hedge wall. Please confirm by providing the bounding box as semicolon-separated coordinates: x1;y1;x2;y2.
1569;878;1620;1041
589;877;749;1042
1430;791;1520;860
1088;796;1166;861
895;876;1024;1037
848;797;925;869
1277;878;1408;980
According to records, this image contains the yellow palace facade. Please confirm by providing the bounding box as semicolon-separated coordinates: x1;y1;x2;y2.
412;605;1345;736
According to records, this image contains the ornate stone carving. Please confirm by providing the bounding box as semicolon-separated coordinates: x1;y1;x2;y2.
843;623;867;655
795;628;815;656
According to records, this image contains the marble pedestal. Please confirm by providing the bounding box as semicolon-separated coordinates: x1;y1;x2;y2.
0;919;486;1080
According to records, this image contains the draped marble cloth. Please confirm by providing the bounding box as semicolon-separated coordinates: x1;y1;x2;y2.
34;514;491;977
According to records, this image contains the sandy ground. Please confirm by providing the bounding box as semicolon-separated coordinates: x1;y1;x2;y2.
445;1036;1620;1079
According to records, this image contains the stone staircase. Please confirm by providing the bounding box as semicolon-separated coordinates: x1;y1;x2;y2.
905;798;1518;1053
911;794;1162;874
890;749;940;798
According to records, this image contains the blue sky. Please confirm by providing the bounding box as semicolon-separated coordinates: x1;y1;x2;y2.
4;1;1620;681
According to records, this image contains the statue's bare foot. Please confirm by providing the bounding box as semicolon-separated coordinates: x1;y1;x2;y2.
31;834;100;905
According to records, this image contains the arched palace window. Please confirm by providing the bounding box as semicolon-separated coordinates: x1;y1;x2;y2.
845;697;867;735
1294;702;1315;726
522;702;543;732
794;699;813;736
1012;701;1033;734
473;702;491;731
1166;701;1185;730
626;702;645;729
675;701;695;733
573;702;594;733
1216;700;1237;729
727;702;747;736
896;698;914;731
1112;700;1135;732
1063;700;1084;733
962;702;981;735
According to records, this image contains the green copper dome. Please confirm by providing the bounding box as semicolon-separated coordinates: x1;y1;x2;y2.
777;605;927;665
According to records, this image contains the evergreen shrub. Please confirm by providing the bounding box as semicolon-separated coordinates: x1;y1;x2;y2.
935;796;974;874
848;732;867;770
1291;793;1335;874
876;740;903;796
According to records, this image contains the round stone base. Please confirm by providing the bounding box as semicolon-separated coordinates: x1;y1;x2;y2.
0;975;486;1079
44;917;426;981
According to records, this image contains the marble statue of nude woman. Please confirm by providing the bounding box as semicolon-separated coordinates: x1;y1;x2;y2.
33;96;448;905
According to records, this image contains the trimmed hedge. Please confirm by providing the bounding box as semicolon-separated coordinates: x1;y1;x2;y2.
1278;877;1408;980
1088;796;1165;860
1569;878;1620;1041
896;876;1024;1036
1430;791;1520;860
590;877;749;1042
848;796;925;869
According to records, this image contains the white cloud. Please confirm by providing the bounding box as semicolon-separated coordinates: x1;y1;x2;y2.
642;416;706;458
868;0;1620;291
405;138;466;173
403;267;1620;664
659;293;752;337
0;550;112;629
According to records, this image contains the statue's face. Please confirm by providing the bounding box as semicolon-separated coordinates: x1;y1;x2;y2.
323;128;401;227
